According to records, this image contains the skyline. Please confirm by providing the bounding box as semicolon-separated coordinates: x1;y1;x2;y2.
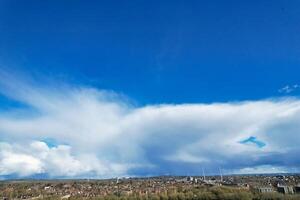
0;0;300;179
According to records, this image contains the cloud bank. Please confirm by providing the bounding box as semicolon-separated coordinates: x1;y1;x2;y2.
0;73;300;178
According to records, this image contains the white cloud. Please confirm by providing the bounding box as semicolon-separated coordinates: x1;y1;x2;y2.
0;141;131;178
0;74;300;178
0;143;44;176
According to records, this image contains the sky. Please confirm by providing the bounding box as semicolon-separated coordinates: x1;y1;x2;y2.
0;0;300;179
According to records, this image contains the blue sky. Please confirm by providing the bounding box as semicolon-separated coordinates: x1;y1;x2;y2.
0;0;300;178
1;0;300;104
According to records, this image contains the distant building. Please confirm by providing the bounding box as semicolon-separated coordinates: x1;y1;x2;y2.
187;176;194;182
61;194;71;199
295;185;300;193
257;186;274;193
277;185;294;194
275;175;285;180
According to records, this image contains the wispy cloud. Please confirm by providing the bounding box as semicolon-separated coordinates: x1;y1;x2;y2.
1;72;300;178
278;84;300;94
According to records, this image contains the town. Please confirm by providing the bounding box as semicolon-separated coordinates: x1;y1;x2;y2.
1;174;300;200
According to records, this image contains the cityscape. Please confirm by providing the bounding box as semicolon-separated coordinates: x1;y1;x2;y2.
1;174;300;199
